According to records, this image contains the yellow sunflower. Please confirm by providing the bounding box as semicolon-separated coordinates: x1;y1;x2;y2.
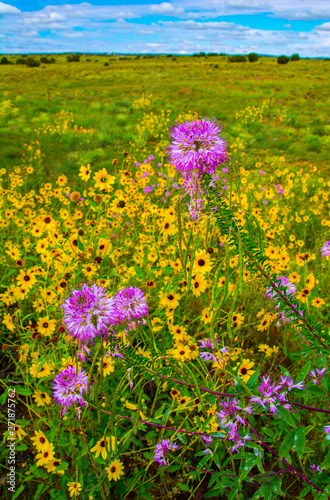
236;359;255;383
91;436;117;460
16;269;36;290
67;482;82;498
32;390;51;407
93;168;115;190
105;459;125;482
36;442;55;466
31;430;49;452
193;249;212;275
79;164;91;181
192;273;208;297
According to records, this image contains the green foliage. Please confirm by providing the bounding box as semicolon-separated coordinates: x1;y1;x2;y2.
66;53;80;62
25;57;40;68
291;54;300;61
277;55;290;65
248;53;259;62
228;55;247;62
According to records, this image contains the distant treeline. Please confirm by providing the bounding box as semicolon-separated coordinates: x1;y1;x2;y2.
1;53;329;67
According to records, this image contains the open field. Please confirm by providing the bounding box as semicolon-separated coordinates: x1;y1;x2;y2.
1;55;330;500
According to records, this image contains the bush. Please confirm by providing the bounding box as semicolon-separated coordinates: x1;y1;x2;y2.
291;53;300;61
228;55;247;62
0;56;13;65
104;62;109;66
40;56;55;64
277;55;289;65
248;52;259;62
16;58;27;65
25;57;40;68
66;54;80;62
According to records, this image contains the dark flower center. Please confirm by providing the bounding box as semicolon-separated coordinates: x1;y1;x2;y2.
240;368;247;375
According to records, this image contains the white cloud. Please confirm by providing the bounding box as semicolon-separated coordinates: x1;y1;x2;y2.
284;24;292;28
225;0;270;10
0;2;20;15
314;22;330;31
150;2;184;15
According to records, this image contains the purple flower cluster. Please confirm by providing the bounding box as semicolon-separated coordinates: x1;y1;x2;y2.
62;283;119;344
52;365;90;418
265;276;304;327
154;439;180;467
167;118;228;220
198;337;228;363
308;367;326;385
62;284;148;344
265;276;296;300
53;284;149;417
114;286;148;323
216;398;252;453
250;375;304;414
321;241;330;257
167;118;228;180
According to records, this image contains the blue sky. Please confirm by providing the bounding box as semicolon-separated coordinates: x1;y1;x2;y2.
1;1;330;56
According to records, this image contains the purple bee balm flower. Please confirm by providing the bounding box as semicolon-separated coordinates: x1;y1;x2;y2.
321;241;330;257
166;118;228;180
114;286;148;323
62;283;119;343
144;186;152;194
52;365;90;417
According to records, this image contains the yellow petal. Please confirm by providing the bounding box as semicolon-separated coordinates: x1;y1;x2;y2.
125;401;137;410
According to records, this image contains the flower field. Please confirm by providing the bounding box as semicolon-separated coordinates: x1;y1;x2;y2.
1;55;330;500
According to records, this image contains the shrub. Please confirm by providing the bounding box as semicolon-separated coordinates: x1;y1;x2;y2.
228;55;247;62
0;57;12;65
104;62;109;66
291;53;300;61
40;56;55;64
16;58;27;65
277;55;289;65
66;54;80;62
248;52;259;62
25;57;40;67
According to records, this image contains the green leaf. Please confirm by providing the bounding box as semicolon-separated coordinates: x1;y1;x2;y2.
76;234;84;252
277;406;297;429
15;386;32;396
12;484;25;500
296;361;311;383
34;483;47;500
87;199;97;208
239;456;257;481
294;427;305;455
246;369;260;388
322;449;330;470
278;429;295;459
55;461;69;472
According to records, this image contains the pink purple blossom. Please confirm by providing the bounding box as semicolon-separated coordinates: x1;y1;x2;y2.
62;284;119;344
321;241;330;257
52;365;90;418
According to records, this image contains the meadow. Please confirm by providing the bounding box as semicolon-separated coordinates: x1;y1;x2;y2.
0;54;330;500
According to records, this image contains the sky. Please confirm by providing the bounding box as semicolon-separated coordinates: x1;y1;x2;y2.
0;1;330;56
